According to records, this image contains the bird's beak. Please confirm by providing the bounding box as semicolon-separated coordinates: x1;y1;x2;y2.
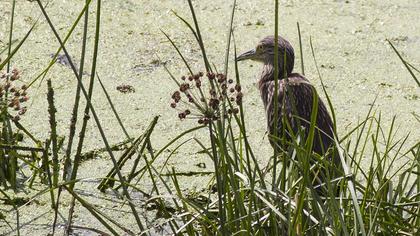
236;49;256;61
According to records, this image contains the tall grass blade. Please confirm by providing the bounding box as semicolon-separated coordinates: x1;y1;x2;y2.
297;22;304;75
63;0;91;181
63;186;122;236
28;0;93;87
6;0;16;73
59;2;91;231
387;39;419;87
223;0;237;76
0;23;37;71
186;0;211;71
97;73;130;139
272;0;280;190
161;30;193;75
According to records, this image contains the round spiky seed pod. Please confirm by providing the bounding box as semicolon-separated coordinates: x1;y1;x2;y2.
178;112;186;119
206;72;215;80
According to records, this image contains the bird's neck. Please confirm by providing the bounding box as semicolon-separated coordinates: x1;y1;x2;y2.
258;63;288;89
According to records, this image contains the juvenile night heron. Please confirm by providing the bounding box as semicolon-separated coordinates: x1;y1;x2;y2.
237;36;339;190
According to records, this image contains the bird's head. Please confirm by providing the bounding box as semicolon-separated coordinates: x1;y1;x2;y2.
236;35;295;75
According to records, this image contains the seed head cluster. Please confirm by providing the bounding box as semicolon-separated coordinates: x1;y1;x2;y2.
1;68;29;121
170;71;242;125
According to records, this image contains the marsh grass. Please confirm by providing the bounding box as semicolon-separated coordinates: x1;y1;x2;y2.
152;1;418;235
0;0;419;235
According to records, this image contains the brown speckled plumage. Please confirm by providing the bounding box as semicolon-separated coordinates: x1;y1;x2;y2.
237;36;335;156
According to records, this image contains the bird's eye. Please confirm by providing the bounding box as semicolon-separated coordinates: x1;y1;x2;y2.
257;45;263;51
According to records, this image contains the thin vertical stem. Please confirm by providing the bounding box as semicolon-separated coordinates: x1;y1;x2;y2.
1;0;17;190
58;1;91;233
47;79;59;188
63;0;90;182
186;0;211;72
415;145;420;230
297;22;304;75
42;141;55;209
223;0;237;76
272;1;281;234
209;122;226;235
6;0;16;74
272;0;280;189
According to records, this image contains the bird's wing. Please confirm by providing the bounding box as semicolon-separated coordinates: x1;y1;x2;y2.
266;74;334;153
287;75;334;153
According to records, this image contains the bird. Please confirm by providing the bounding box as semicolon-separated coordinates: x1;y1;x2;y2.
236;36;340;191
